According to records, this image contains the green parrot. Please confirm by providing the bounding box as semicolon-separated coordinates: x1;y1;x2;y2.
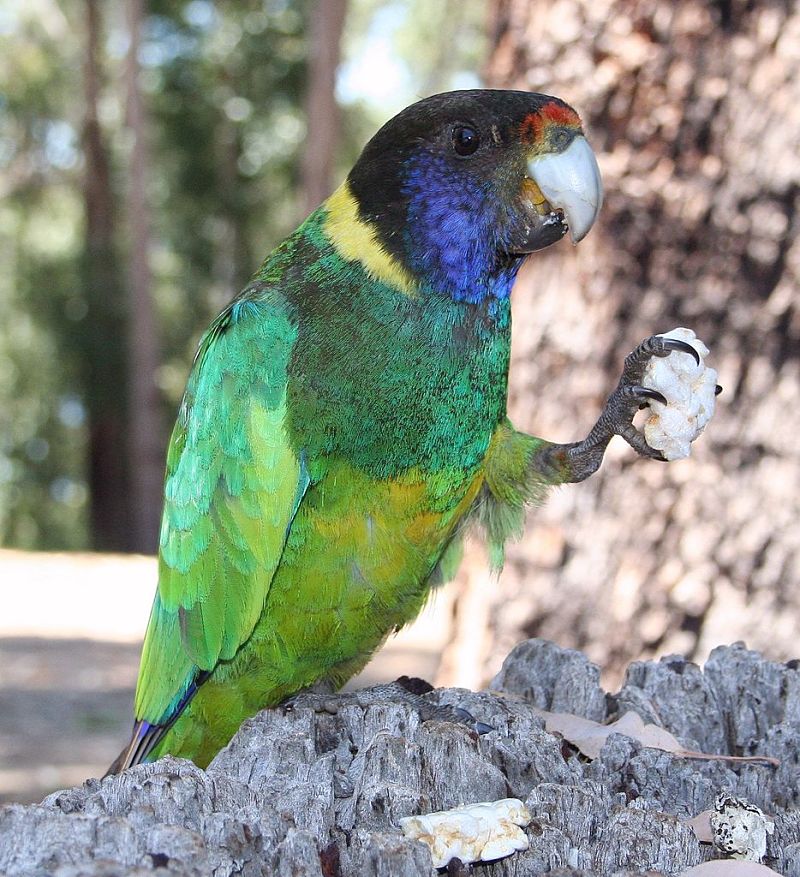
110;89;695;772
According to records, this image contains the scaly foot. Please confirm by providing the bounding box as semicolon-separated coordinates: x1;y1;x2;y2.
287;677;493;734
534;335;701;483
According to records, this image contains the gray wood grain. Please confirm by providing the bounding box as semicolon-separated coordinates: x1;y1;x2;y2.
2;639;798;876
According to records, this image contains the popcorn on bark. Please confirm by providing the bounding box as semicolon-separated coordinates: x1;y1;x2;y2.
399;798;531;868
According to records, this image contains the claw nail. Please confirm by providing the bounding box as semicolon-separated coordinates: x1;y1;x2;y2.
660;338;700;366
448;706;494;734
631;385;668;406
450;706;479;726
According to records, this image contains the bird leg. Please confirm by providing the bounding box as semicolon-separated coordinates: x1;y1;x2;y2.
530;335;700;484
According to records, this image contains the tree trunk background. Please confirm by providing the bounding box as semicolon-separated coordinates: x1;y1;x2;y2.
442;0;800;686
81;0;132;552
125;0;164;554
301;0;348;216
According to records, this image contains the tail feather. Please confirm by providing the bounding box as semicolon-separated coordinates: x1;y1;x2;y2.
104;670;211;776
104;720;166;777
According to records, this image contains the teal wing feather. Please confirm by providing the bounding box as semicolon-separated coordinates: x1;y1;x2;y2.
134;288;308;728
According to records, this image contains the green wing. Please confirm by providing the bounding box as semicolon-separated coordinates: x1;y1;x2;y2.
134;290;307;728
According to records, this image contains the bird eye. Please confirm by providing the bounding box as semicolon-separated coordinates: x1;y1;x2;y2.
452;125;480;156
551;128;574;151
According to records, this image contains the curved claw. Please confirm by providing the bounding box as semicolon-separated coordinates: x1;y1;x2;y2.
450;706;475;723
660;338;700;366
619;423;668;462
449;706;495;735
629;385;667;406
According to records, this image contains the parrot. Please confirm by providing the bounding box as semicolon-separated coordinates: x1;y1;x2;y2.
109;89;697;773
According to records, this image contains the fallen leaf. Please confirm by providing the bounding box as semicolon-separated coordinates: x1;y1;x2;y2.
688;810;714;843
679;861;780;875
537;709;780;767
538;709;682;759
676;752;779;768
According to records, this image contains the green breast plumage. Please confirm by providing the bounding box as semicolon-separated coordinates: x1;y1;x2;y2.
284;236;512;476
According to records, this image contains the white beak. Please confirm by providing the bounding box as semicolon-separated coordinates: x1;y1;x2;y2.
527;135;603;243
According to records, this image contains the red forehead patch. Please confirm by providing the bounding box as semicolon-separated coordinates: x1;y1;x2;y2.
542;101;580;126
520;101;581;143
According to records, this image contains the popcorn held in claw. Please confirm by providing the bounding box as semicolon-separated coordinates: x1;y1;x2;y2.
399;798;532;869
710;792;774;862
643;327;718;460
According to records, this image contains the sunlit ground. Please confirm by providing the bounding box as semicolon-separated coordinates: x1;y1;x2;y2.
0;549;453;804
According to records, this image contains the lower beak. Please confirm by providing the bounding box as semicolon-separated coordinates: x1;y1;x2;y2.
526;135;603;243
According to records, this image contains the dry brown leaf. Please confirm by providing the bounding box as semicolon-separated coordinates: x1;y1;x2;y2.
679;861;780;876
538;709;683;759
537;709;780;767
688;810;714;843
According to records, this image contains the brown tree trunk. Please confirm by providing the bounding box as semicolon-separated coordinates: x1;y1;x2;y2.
442;0;800;685
125;0;163;553
211;102;252;312
301;0;348;215
81;0;131;551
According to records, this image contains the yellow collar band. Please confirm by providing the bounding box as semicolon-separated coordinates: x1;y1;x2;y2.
322;182;418;297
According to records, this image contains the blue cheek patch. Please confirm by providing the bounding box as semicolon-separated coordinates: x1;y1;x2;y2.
401;154;522;303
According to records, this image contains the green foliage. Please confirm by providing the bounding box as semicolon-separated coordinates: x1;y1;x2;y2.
0;0;313;549
142;0;313;403
0;3;88;547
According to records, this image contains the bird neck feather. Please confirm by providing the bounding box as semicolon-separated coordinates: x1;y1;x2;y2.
322;182;419;298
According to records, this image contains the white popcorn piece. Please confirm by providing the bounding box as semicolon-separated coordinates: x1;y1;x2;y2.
710;792;774;862
643;327;718;460
399;798;531;868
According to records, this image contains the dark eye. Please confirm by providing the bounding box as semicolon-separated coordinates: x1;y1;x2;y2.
452;125;480;156
551;128;573;151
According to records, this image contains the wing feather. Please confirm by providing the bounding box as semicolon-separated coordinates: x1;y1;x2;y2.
133;289;308;728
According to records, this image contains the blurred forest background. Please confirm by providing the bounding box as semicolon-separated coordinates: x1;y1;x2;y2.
2;0;800;802
0;0;486;552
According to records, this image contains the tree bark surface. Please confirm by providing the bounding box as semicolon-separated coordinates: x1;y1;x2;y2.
2;641;799;876
443;0;800;685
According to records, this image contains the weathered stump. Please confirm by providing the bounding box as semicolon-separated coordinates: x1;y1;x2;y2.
2;640;799;876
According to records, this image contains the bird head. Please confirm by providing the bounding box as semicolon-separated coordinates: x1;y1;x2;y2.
344;89;603;303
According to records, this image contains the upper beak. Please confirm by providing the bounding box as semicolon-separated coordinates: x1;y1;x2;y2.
527;135;603;243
